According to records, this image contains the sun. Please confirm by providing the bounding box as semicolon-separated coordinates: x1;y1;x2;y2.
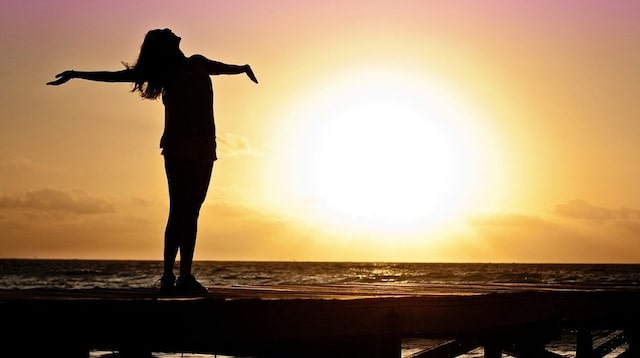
281;69;486;232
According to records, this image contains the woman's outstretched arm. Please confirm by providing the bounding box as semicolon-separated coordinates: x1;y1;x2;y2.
47;69;138;86
194;55;258;84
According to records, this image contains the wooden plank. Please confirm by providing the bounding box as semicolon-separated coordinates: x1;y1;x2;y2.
502;348;564;358
404;339;480;358
593;330;626;357
1;287;639;357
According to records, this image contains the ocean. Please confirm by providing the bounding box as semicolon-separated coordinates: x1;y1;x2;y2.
1;259;639;357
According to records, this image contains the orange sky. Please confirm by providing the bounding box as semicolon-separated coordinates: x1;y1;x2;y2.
1;0;640;262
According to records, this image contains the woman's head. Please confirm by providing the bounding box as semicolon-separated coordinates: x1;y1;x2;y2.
130;28;184;99
141;28;181;56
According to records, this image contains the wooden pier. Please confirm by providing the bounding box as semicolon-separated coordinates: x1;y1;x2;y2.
1;285;639;357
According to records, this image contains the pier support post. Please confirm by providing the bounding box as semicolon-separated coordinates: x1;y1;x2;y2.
336;334;401;358
576;329;593;358
626;327;639;356
511;339;548;358
483;343;501;358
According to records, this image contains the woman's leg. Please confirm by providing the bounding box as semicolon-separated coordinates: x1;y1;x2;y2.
163;155;214;279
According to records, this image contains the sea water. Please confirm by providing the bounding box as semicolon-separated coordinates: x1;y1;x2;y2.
1;259;638;357
2;260;639;290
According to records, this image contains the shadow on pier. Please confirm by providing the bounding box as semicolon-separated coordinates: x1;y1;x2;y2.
1;285;638;357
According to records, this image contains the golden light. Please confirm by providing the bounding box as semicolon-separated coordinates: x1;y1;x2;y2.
277;68;492;233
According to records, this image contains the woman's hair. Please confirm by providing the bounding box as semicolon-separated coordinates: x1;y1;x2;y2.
128;29;182;99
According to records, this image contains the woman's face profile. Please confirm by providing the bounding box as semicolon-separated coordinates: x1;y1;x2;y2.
146;28;181;51
166;29;181;46
161;29;181;49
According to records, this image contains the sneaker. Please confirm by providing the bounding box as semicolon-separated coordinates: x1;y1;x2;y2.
158;273;176;294
175;274;208;294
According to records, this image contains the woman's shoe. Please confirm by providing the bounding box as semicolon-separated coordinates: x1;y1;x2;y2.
158;273;176;294
175;274;208;294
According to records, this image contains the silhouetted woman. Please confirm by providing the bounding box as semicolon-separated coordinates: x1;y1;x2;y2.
48;28;258;294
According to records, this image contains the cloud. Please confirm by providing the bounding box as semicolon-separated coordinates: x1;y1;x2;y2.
554;199;640;222
0;156;81;176
554;199;616;221
1;156;50;172
466;213;552;228
462;208;640;262
553;199;640;239
0;189;169;259
0;184;310;260
216;133;263;158
618;207;640;221
618;220;640;235
0;188;115;214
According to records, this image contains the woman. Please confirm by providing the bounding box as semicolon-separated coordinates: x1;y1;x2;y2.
48;28;258;294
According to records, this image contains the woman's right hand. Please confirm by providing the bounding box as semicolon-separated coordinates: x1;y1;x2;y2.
46;70;75;86
245;65;258;84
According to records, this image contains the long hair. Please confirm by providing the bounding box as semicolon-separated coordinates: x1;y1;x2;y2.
128;29;183;99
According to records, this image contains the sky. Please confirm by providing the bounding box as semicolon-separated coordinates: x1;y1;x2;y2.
1;0;640;263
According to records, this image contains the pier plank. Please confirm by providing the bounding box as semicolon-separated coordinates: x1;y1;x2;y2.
593;330;626;357
404;339;480;358
1;286;639;357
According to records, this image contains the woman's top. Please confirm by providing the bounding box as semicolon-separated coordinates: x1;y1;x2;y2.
160;55;217;162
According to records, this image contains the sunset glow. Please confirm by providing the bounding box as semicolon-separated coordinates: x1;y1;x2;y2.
1;0;640;262
283;68;487;232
